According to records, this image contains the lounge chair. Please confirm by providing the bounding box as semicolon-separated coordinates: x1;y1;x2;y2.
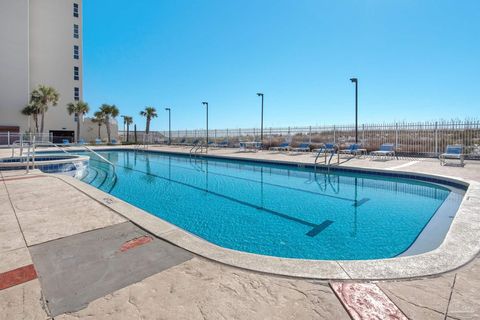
439;145;464;166
62;139;70;145
78;138;86;145
290;143;311;152
270;142;291;152
339;143;366;156
95;138;102;144
370;143;396;159
213;140;229;148
183;139;199;147
175;138;186;146
239;141;262;152
313;143;336;154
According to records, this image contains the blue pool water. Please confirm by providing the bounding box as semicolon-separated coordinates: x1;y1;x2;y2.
77;150;463;260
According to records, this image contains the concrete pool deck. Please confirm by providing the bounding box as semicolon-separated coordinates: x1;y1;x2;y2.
1;145;479;319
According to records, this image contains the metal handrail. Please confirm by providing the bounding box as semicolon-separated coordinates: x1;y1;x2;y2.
189;142;205;157
32;141;115;173
83;146;116;173
30;141;117;188
314;145;339;172
34;141;70;155
11;140;28;158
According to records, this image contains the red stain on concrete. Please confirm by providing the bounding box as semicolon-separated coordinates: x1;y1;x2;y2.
0;264;38;290
330;282;408;320
120;235;153;252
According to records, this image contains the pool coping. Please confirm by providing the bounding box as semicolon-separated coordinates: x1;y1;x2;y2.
48;148;480;280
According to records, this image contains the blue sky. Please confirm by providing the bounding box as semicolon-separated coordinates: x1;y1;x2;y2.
83;0;480;131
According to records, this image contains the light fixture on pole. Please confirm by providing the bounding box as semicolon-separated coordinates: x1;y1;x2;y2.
350;78;359;143
165;108;171;145
120;115;127;142
202;102;209;152
257;93;264;142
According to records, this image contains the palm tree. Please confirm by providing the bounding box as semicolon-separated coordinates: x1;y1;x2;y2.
67;101;89;142
123;116;133;142
99;104;119;143
30;85;60;134
21;103;40;133
140;107;158;134
92;111;105;140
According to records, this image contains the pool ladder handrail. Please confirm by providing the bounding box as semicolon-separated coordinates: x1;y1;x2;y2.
313;144;339;172
190;142;206;157
134;134;150;151
9;137;34;173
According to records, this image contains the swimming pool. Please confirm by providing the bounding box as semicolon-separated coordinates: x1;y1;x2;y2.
78;150;464;260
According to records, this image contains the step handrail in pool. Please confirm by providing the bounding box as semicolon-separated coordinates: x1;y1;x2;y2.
32;141;115;173
190;142;205;157
31;142;118;191
83;146;116;173
314;144;339;171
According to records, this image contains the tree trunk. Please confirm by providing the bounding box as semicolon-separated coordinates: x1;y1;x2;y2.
106;116;111;143
33;114;39;133
146;118;150;134
40;111;45;134
76;113;81;143
126;125;130;142
97;124;101;139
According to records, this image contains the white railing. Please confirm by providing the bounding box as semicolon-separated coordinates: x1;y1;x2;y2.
119;120;480;158
0;132;52;147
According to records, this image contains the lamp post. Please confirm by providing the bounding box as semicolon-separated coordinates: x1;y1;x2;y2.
202;102;208;152
121;115;127;142
257;93;264;142
350;78;358;143
165;108;171;145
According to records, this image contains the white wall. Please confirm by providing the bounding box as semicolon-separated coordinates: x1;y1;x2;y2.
82;118;120;143
0;0;30;131
29;0;82;133
0;0;119;143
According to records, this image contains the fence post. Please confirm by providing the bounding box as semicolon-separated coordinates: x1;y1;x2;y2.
435;121;438;155
395;123;398;147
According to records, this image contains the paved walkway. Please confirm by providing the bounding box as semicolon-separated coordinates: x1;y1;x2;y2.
0;146;479;319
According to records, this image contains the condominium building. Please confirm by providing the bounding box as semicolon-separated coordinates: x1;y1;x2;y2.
0;0;83;143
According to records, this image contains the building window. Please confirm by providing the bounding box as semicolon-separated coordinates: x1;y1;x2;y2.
73;3;79;17
74;66;79;80
73;45;79;59
74;87;80;101
73;24;79;39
